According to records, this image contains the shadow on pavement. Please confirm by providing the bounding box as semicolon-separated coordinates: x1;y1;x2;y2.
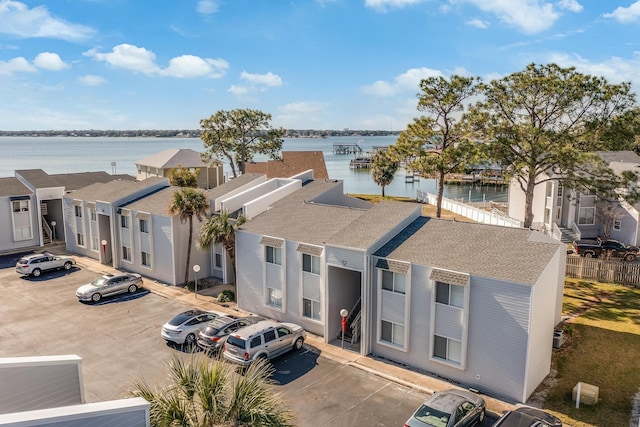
270;347;319;386
78;289;151;306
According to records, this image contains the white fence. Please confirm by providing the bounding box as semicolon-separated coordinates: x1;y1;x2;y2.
416;190;523;228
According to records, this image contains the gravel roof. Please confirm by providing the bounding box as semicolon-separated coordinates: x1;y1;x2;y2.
66;177;167;204
374;217;562;285
0;177;32;197
15;169;135;190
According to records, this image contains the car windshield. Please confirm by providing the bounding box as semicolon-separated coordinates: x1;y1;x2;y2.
413;404;450;427
91;276;110;286
204;318;231;334
18;257;30;264
226;335;246;349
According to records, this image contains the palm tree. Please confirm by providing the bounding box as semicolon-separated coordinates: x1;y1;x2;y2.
370;151;398;197
198;210;246;296
168;188;210;286
132;354;296;426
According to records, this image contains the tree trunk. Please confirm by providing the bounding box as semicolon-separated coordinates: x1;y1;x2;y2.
436;170;446;218
184;217;193;286
523;173;536;228
382;185;386;198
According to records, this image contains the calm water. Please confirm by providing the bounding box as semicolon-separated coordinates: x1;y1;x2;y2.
0;135;507;202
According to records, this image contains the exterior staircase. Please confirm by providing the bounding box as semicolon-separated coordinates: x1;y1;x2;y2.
558;226;579;244
337;298;361;344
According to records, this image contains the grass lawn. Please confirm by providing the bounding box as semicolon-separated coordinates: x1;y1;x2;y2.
347;194;473;221
543;279;640;427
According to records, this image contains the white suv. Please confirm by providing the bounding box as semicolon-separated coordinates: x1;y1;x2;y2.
15;252;76;277
222;320;306;367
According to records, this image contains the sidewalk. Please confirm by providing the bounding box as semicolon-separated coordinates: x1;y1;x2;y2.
75;256;516;417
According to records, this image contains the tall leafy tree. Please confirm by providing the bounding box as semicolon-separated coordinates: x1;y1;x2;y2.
197;210;246;295
132;355;296;427
168;165;199;188
466;63;636;228
200;109;285;178
370;150;398;197
168;188;210;286
390;75;480;218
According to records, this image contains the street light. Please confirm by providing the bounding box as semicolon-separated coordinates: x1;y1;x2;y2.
193;264;200;298
340;308;348;349
50;221;56;241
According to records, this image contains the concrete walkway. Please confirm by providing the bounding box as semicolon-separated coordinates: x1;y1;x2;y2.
75;256;517;417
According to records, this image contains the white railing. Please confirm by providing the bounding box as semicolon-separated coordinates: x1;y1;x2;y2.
416;190;523;228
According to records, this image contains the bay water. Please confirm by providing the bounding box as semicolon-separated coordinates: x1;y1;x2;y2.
0;135;507;202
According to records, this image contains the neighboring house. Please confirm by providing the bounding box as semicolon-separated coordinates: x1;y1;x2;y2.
245;151;329;179
0;177;37;254
235;179;566;403
134;148;224;189
0;170;135;255
507;151;640;244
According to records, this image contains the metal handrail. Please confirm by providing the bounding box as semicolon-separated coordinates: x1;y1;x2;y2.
42;216;52;241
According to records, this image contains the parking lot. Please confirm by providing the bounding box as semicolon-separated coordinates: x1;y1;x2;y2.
1;252;459;426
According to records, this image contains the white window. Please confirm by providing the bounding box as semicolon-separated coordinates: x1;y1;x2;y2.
433;335;462;364
435;281;464;308
141;251;151;267
12;200;29;212
302;253;320;274
614;220;622;231
381;320;404;346
266;246;281;265
381;270;406;294
303;298;321;320
74;205;82;217
267;287;282;308
121;215;130;229
578;207;595;225
139;219;149;233
76;233;84;246
89;208;96;221
122;246;131;261
91;237;99;251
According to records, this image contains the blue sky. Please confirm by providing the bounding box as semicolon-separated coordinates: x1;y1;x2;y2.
1;0;639;131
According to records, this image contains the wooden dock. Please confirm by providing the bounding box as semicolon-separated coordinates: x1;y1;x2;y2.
334;143;363;155
350;157;372;169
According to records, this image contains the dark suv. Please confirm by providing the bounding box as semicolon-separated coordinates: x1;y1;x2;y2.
197;315;264;354
492;407;562;427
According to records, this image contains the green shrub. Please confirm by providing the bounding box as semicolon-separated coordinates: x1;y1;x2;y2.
217;289;235;303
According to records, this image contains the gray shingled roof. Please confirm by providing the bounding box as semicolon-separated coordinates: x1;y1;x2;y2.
66;177;167;204
374;217;562;285
239;180;420;249
15;169;135;190
124;186;178;214
135;148;214;169
0;177;32;197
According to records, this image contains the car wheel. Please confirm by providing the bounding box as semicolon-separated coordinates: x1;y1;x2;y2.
584;252;594;258
184;333;196;346
91;293;102;302
294;337;304;350
63;262;72;270
128;284;137;293
624;254;636;262
31;268;41;277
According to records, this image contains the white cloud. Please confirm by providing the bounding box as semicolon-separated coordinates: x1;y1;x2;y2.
452;0;559;34
0;0;94;42
557;0;582;13
33;52;68;70
604;1;640;24
228;85;248;95
467;18;490;28
78;75;106;86
275;102;328;128
278;102;326;115
163;55;228;78
361;67;443;96
0;56;36;74
240;71;283;86
85;44;228;78
196;0;219;15
547;51;640;89
365;0;427;12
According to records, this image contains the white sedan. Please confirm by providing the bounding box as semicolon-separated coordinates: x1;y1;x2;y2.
76;273;143;302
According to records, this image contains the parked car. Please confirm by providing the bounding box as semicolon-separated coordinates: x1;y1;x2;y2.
161;310;219;346
222;320;306;367
16;252;76;277
492;407;561;427
572;238;639;261
197;315;265;355
404;389;485;427
75;273;143;302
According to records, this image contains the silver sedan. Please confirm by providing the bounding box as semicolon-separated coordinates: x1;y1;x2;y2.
76;273;143;302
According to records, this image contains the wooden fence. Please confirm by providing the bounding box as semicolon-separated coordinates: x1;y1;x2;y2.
565;255;640;286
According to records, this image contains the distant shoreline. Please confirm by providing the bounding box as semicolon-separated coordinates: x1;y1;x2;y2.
0;130;401;139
